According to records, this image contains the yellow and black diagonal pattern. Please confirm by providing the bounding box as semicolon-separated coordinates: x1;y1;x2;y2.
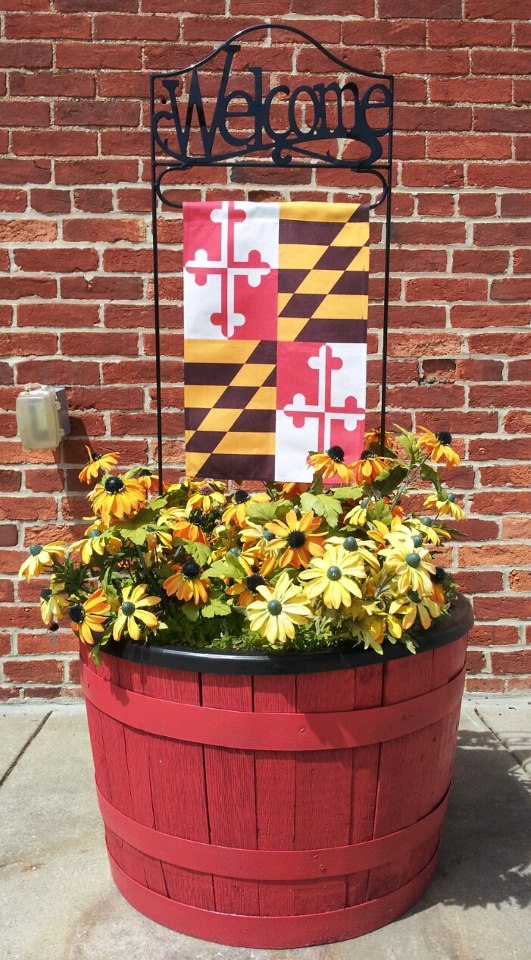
184;339;276;479
277;202;369;343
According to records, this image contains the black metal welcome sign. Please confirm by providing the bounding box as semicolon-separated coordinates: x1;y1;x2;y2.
152;43;392;170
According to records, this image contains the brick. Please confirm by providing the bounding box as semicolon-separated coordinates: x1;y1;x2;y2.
474;222;531;246
469;332;531;356
3;659;64;684
342;18;425;46
30;189;71;214
475;596;531;621
458;193;496;217
416;194;455;217
514;249;531;274
452;249;509;273
13;131;98;158
515;138;531;162
401;162;464;187
5;14;91;40
98;72;151;99
465;0;530;18
94;14;180;40
0;189;27;213
60;331;140;357
0;218;56;243
468;163;531;190
62;218;146;243
428;134;511;160
55;101;140;128
514;81;531;107
0;524;18;547
60;276;144;301
386;50;469;76
56;160;139;185
56;43;142;71
0;160;51;185
468;624;520;647
474;108;530;133
100;131;150;158
0;470;21;493
469;437;530;460
17;633;79;655
491;278;530;302
396;106;472;132
56;0;138;9
508;359;531;380
429;19;511;47
394;221;466;245
466;678;505;694
451;303;530;329
9;71;95;98
18;302;99;328
388;332;463;358
17;359;100;387
0;363;14;385
379;0;460;15
0;101;50;127
503;517;531;539
103;249;152;272
0;42;52;68
507;679;531;694
503;410;531;435
405;277;487;302
430;78;511;104
491;651;531;675
472;50;531;75
0;496;57;521
0;277;57;301
296;47;382;76
480;464;531;488
73;190;113;213
466;651;486;673
13;248;99;273
510;570;531;593
143;0;223;9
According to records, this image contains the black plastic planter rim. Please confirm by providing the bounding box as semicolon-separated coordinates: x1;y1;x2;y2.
107;594;473;677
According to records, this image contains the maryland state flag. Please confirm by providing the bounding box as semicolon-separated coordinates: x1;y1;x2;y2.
183;200;370;481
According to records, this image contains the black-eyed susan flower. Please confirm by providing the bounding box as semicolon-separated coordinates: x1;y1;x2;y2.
409;516;450;547
299;544;366;609
163;560;210;605
423;491;465;521
390;592;443;632
363;428;396;452
307;446;354;484
130;467;160;495
186;480;227;514
112;584;162;641
343;497;370;528
246;571;311;645
417;426;461;468
327;534;380;571
264;510;326;570
380;537;436;597
89;474;146;523
79;447;120;484
222;490;271;528
350;451;392;486
71;523;121;564
227;572;268;608
19;541;66;582
277;481;310;497
69;588;111;646
40;582;68;626
162;510;209;545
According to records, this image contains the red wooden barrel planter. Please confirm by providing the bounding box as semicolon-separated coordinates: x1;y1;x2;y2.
80;595;473;949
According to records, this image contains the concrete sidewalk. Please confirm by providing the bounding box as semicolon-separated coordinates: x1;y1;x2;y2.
1;699;530;960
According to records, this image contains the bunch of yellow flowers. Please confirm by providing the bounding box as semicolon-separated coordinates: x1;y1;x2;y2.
19;427;465;659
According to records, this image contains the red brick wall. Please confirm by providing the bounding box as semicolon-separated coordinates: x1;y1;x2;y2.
1;1;530;699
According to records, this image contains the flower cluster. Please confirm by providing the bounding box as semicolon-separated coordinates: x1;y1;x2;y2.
20;427;464;660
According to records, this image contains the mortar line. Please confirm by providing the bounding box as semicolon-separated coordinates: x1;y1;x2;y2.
473;706;529;777
0;712;52;789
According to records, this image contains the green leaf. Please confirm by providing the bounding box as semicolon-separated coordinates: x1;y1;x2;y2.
174;539;211;567
201;597;232;619
300;492;342;528
420;460;443;494
371;464;408;497
206;551;246;580
181;602;200;622
121;526;148;546
394;427;417;458
246;500;289;524
369;499;393;525
90;645;102;667
333;485;363;501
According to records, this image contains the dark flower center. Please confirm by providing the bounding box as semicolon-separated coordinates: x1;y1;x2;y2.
121;601;136;616
48;622;59;632
234;490;250;504
69;604;85;624
90;451;101;462
327;565;342;581
200;484;213;495
40;589;52;601
104;476;124;494
326;445;344;463
228;546;241;556
408;590;421;604
436;431;452;446
412;534;424;547
432;566;446;583
447;493;456;503
246;574;265;592
360;450;376;460
421;516;433;527
405;553;421;568
263;529;275;542
138;468;152;477
267;599;283;616
182;560;200;579
88;529;100;539
287;530;306;548
29;544;42;557
343;536;358;551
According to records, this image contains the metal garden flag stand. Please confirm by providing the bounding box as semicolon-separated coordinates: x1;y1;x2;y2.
149;22;394;486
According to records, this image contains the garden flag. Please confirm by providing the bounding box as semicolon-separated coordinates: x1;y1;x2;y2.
183;200;370;481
